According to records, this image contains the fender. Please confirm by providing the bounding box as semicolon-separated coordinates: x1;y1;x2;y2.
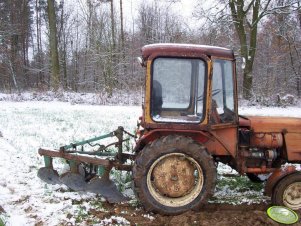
265;165;299;196
134;129;230;157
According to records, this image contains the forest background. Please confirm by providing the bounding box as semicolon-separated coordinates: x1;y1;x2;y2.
0;0;300;105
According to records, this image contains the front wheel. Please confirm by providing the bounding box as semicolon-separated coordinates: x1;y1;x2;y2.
132;135;217;215
272;172;301;210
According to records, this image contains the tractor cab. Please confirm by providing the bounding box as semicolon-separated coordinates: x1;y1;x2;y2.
140;43;237;129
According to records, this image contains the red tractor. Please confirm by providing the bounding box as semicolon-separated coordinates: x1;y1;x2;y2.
38;43;301;215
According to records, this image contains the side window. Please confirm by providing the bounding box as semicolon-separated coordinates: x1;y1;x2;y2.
211;59;235;123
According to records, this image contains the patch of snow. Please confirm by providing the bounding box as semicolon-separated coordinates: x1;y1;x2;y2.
218;163;239;175
98;215;130;225
142;214;155;220
144;43;231;51
0;90;142;106
239;105;301;118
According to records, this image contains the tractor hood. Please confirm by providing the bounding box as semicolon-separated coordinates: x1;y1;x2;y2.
240;116;301;133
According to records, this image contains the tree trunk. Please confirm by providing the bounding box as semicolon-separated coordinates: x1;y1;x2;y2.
120;0;124;51
47;0;60;91
36;0;44;88
119;0;125;89
60;0;67;89
298;1;301;30
229;0;261;100
243;67;253;99
110;0;116;49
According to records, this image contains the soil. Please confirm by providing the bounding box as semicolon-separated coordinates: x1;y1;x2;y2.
89;202;301;226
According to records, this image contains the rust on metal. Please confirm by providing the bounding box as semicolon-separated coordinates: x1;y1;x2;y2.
39;148;133;171
134;129;212;153
206;126;238;157
248;116;301;161
265;165;298;196
284;133;301;161
39;148;111;167
141;44;234;61
250;133;283;149
245;167;275;174
248;116;301;133
152;155;195;198
239;116;251;127
112;163;132;171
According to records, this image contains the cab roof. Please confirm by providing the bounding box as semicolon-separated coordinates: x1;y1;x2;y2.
141;43;234;60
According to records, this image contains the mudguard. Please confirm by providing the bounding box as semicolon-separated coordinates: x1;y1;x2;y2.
264;165;299;196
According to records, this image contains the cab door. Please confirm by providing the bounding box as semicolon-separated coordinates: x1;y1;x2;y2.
208;58;238;157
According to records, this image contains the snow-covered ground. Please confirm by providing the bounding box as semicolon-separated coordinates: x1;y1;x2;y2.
0;101;301;225
0;102;141;225
0;91;142;106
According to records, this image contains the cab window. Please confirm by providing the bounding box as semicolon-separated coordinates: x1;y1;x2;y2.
211;59;235;123
151;57;206;123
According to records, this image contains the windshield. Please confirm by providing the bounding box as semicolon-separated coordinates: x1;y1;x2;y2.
151;57;206;123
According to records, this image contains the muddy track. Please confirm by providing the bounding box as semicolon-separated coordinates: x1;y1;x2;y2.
88;202;301;226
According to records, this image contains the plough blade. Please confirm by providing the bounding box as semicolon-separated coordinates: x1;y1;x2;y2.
37;126;132;203
38;166;128;203
87;176;129;203
37;167;61;185
59;172;86;191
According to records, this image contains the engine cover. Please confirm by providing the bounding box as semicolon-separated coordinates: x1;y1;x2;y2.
250;133;283;149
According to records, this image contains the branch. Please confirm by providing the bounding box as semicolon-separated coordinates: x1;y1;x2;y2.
253;1;301;27
243;0;256;14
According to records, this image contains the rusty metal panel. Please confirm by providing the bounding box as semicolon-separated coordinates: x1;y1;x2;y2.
38;148;111;167
141;44;234;60
250;133;283;149
284;133;301;161
265;166;298;196
206;126;238;157
249;116;301;133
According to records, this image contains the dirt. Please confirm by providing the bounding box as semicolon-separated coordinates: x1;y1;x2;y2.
0;205;5;213
88;202;301;226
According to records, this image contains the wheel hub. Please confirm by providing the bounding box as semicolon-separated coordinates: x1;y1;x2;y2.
283;182;301;209
152;155;195;198
147;153;204;207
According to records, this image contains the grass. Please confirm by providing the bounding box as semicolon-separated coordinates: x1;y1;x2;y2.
216;175;264;192
210;175;266;204
74;206;89;224
0;215;6;226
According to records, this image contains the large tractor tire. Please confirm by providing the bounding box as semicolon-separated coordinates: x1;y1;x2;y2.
272;172;301;210
132;135;217;215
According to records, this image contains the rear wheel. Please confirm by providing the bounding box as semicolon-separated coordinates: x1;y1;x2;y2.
133;135;216;215
272;172;301;210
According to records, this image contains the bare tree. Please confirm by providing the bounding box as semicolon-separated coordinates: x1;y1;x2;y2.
0;0;32;92
195;0;300;100
47;0;60;90
137;1;184;44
